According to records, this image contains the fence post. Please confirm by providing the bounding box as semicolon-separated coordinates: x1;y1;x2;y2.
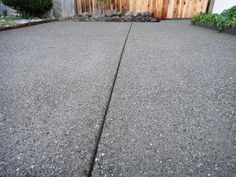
207;0;215;13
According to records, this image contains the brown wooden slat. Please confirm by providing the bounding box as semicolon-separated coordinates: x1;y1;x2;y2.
178;0;184;18
77;0;82;14
161;0;169;19
185;0;190;17
76;0;209;19
190;0;197;17
202;0;209;12
151;0;157;15
167;0;175;18
173;0;179;18
156;0;163;18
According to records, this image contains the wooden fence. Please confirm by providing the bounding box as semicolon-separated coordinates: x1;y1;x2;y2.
76;0;210;19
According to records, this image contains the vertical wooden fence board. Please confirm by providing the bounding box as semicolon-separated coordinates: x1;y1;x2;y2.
185;0;189;17
75;0;209;19
190;0;197;17
178;0;184;18
161;0;169;19
202;0;209;12
150;0;155;14
78;0;82;14
167;0;174;18
187;0;192;17
155;0;163;18
196;0;201;12
92;0;95;13
182;0;186;18
173;0;179;18
150;0;156;14
129;0;134;12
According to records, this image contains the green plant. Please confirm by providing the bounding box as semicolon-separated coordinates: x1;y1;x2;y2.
191;6;236;32
0;15;21;27
2;0;53;18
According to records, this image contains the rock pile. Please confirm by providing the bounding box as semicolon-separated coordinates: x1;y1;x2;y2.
73;11;160;22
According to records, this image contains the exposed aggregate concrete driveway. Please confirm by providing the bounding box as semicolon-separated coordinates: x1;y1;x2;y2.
0;22;130;176
0;21;236;177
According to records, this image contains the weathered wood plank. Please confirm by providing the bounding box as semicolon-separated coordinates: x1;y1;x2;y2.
172;0;179;18
74;0;209;19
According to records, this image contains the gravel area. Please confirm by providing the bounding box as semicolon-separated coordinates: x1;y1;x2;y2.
92;21;236;177
0;22;130;177
71;11;160;23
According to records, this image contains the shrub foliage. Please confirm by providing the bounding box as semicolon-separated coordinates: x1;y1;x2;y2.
2;0;53;17
191;6;236;32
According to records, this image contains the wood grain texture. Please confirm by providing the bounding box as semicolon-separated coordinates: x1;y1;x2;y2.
75;0;209;19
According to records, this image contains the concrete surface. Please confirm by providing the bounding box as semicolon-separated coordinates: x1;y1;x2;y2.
0;22;130;176
0;21;236;177
92;21;236;177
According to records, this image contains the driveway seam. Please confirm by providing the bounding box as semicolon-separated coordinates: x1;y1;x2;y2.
87;22;133;177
